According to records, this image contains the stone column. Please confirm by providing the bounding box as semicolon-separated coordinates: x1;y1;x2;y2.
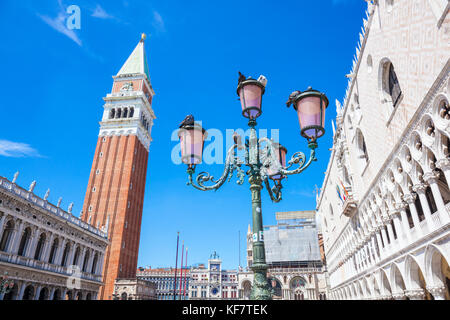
62;288;68;300
405;288;425;300
96;253;105;275
385;219;396;246
413;183;433;222
424;172;449;224
354;250;360;271
55;238;67;266
398;205;412;241
67;243;76;267
86;250;95;274
34;285;42;300
10;221;25;254
49;287;56;300
436;158;450;189
17;282;27;300
0;214;7;240
371;235;379;262
365;242;372;265
78;247;87;271
380;226;389;251
42;234;55;263
403;194;422;232
26;228;40;258
360;245;367;268
375;230;383;258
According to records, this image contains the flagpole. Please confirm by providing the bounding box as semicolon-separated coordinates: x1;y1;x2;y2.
238;230;241;269
173;232;179;300
179;240;184;300
183;247;188;300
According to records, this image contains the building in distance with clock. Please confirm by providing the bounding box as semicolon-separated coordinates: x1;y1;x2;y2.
189;252;239;300
239;211;329;300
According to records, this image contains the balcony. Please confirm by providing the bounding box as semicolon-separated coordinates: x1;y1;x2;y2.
342;196;358;218
0;251;102;283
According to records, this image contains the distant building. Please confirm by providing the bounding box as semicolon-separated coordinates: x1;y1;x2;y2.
189;252;239;300
113;278;157;300
137;267;190;300
240;211;329;300
0;175;108;300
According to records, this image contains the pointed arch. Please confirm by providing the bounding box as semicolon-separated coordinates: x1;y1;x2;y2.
390;263;407;297
380;268;392;298
425;244;450;289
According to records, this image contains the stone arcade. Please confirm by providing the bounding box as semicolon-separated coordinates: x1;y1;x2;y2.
0;176;108;300
316;0;450;300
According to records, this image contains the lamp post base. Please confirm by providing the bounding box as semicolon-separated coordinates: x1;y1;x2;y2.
250;264;273;300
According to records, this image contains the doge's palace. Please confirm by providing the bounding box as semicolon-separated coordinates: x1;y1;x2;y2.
316;0;450;300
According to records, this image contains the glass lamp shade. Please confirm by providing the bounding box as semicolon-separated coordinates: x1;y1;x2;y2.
237;79;265;119
178;123;208;167
293;88;329;140
268;142;287;181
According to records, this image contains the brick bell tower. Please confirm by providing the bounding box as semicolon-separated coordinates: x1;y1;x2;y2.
81;34;155;300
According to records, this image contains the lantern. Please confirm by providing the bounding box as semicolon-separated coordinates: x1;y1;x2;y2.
293;87;329;141
178;122;208;168
267;142;287;182
237;79;265;119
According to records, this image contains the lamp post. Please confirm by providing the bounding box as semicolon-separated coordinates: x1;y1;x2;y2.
177;75;328;300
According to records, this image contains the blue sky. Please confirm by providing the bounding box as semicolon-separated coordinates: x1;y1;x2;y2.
0;0;365;269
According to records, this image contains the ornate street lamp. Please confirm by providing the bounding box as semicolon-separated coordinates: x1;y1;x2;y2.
0;273;15;295
177;74;328;300
178;122;208;169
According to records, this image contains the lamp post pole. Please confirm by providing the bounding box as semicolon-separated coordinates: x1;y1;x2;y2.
248;165;272;299
247;120;271;299
177;74;328;300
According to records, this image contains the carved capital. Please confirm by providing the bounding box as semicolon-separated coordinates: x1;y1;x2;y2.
391;291;406;300
436;158;450;171
403;193;417;204
388;208;400;218
381;216;391;225
412;183;427;194
423;172;439;184
395;201;408;211
405;289;425;300
426;286;446;299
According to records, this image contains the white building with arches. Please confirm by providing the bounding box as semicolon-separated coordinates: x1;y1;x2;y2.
0;175;108;300
316;0;450;300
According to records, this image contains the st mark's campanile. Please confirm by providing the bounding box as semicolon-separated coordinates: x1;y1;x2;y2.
81;34;155;300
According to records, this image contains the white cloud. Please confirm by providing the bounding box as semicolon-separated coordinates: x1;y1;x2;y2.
38;11;82;46
152;11;166;33
0;140;42;158
91;4;113;19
